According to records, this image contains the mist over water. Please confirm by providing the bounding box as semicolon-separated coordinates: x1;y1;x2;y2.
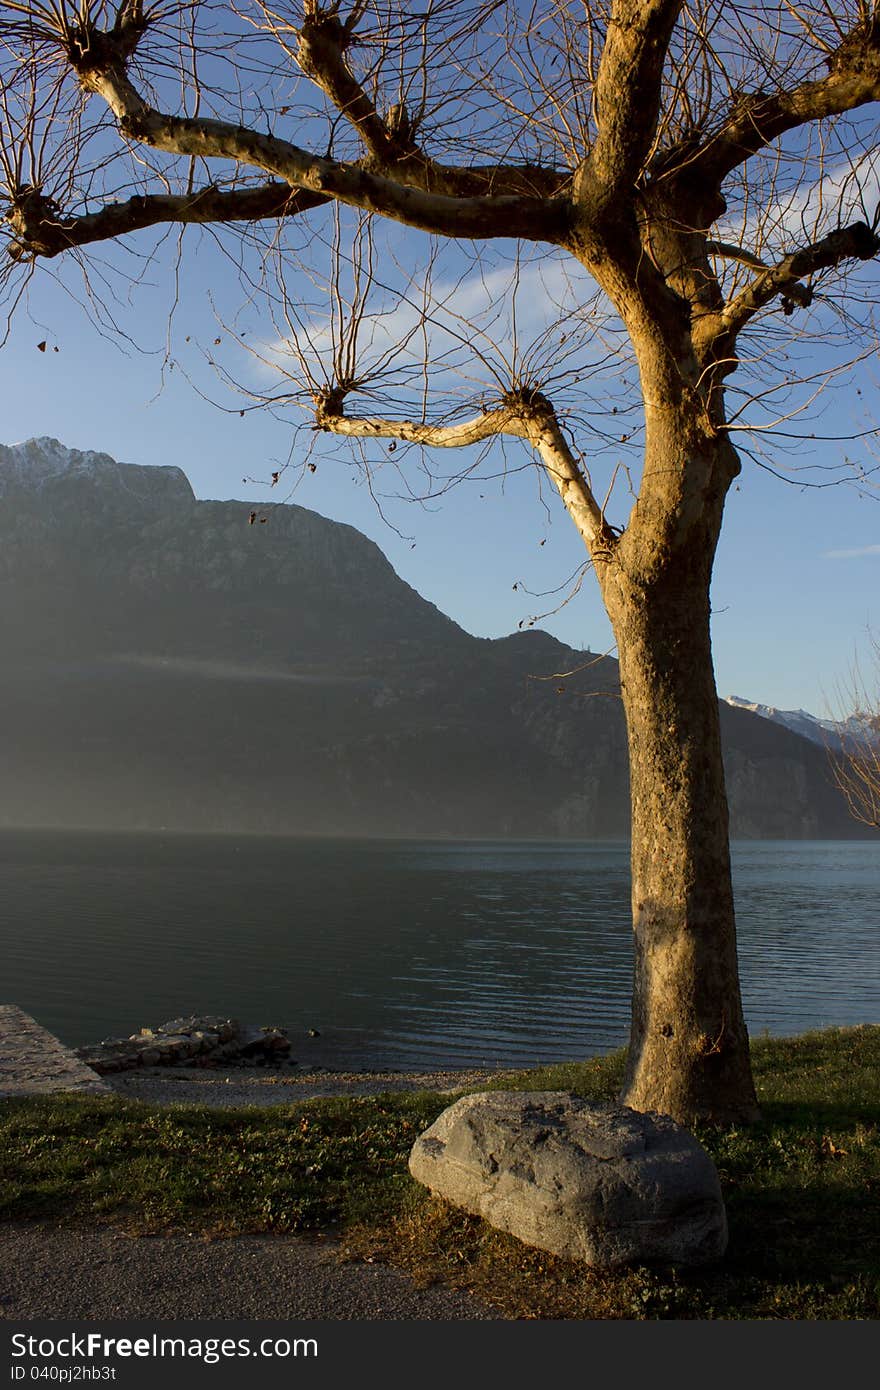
1;831;877;1069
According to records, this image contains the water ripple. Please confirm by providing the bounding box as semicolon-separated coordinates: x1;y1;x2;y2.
0;831;877;1067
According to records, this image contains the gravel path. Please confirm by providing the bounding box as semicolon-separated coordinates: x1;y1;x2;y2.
105;1063;516;1108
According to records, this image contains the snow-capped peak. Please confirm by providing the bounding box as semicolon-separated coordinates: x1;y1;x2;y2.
3;436;118;473
0;436;195;508
725;695;878;749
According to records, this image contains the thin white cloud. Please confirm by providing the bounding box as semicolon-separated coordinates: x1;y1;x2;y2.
718;155;880;263
822;544;880;559
262;249;601;391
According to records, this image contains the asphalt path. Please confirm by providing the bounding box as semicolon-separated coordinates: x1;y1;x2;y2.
0;1221;499;1321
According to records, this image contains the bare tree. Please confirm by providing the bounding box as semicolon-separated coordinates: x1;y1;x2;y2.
3;1;880;1123
829;636;880;828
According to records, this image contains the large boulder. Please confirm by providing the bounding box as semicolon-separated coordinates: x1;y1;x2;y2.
408;1091;727;1268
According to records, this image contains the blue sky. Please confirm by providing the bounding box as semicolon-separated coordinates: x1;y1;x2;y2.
2;218;878;718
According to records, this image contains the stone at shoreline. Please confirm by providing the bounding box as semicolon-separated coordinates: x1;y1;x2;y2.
75;1014;292;1074
408;1091;728;1268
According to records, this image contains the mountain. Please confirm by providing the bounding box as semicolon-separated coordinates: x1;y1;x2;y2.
725;695;880;754
0;436;872;839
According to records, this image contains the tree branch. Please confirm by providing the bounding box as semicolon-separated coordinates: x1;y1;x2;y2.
720;220;880;337
294;2;417;167
529;409;615;556
706;240;784;274
314;396;526;448
583;0;683;204
288;4;567;199
76;60;568;243
681;25;880;190
291;5;563;200
5;181;325;261
315;390;613;554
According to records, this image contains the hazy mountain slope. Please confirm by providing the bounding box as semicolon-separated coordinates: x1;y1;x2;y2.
0;437;869;839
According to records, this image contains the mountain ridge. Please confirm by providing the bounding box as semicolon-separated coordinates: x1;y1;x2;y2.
0;436;195;510
0;436;872;840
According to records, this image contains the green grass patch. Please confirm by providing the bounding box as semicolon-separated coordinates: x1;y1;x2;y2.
2;1025;878;1318
0;1090;446;1234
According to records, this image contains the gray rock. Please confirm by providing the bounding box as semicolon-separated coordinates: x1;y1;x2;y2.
75;1016;290;1072
237;1025;291;1057
155;1035;194;1060
157;1016;239;1039
408;1092;727;1269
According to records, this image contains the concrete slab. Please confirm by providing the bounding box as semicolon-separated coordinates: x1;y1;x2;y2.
0;1005;110;1098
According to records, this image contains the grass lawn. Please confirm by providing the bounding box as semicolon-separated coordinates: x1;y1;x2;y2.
1;1025;878;1319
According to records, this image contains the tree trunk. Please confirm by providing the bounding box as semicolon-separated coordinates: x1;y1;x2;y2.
600;499;761;1127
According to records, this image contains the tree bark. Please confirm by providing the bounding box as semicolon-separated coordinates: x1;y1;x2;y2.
599;439;761;1127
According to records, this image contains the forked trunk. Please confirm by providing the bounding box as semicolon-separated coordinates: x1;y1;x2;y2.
600;490;760;1126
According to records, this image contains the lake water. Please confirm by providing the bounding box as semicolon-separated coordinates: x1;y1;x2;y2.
1;831;877;1069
